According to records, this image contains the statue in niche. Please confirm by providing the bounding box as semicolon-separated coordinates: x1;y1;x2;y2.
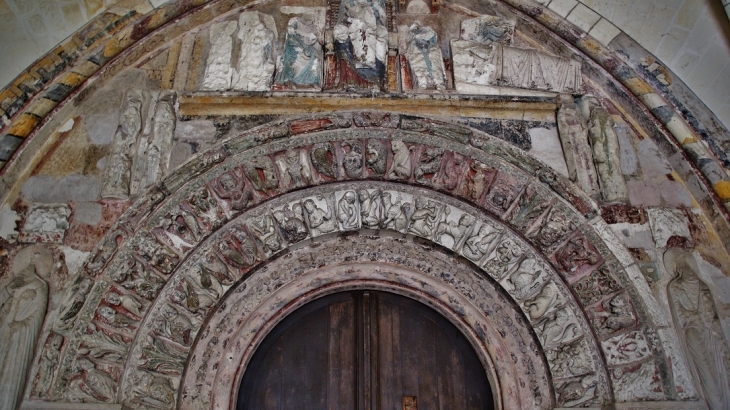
666;250;730;410
462;225;501;262
32;333;63;398
332;0;388;90
0;246;51;410
402;23;446;90
273;204;308;243
338;191;360;229
232;11;277;91
102;89;147;199
359;189;384;228
303;196;338;236
366;140;388;176
582;96;627;202
275;16;323;90
388;140;413;179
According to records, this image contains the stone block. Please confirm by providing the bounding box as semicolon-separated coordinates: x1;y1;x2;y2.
0;134;24;161
566;3;600;33
527;127;569;177
19;204;71;243
175;119;217;140
22;174;100;203
588;18;620;47
548;0;578;17
637;139;671;178
628;180;661;206
659;180;693;208
608;222;655;250
0;203;21;241
646;207;691;248
72;202;103;226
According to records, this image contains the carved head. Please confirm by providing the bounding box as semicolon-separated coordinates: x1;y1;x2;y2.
343;191;357;204
303;199;316;213
98;306;116;321
219;173;238;192
104;292;122;306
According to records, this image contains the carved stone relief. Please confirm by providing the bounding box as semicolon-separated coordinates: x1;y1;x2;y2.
400;24;446;91
556;94;600;199
666;250;730;410
202;21;238;91
0;245;52;410
274;14;324;90
231;11;278;91
19;204;71;244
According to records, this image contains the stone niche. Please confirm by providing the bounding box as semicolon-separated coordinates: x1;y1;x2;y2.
1;1;729;410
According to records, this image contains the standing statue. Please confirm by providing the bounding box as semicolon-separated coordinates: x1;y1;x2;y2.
581;96;627;202
666;250;730;410
0;246;51;410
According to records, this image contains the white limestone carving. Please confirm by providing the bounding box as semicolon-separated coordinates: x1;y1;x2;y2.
388;140;412;179
666;250;730;410
611;362;665;402
202;21;237;91
401;24;446;90
142;91;176;190
101;89;148;199
336;191;361;230
557;94;601;199
580;96;628;202
231;11;277;91
460;15;515;45
358;189;384;229
451;41;582;94
0;246;50;410
647;208;691;248
601;330;652;366
19;204;71;243
303;195;337;236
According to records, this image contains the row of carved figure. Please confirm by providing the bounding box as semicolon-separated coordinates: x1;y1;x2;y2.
34;183;633;408
199;5;581;94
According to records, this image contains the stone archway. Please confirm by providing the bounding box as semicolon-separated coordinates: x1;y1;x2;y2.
21;113;681;409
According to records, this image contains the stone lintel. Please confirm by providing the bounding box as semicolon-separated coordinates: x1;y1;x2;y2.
178;92;558;121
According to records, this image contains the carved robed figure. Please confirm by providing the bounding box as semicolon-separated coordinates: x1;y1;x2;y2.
0;246;50;410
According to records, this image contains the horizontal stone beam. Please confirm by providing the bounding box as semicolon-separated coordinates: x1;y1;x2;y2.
178;93;558;121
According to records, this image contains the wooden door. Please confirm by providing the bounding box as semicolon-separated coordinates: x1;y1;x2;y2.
237;291;494;410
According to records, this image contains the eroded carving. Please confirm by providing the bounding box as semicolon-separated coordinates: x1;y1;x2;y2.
582;96;627;202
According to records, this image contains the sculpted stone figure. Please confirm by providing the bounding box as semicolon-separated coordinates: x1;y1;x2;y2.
158;305;194;346
666;250;730;410
69;358;116;402
414;147;444;184
213;170;253;211
359;189;384;228
388;140;413;179
273;204;308;243
462;225;501;262
104;291;143;318
483;239;524;279
0;246;50;410
311;143;338;179
435;213;475;247
142;91;176;190
303;196;337;236
380;192;411;231
408;197;440;237
279;149;312;188
591;293;636;335
232;11;278;91
402;24;446;90
556;94;600;198
56;275;94;329
111;254;164;301
102;89;147;199
366;140;387;175
332;0;388;90
249;213;283;254
338;191;360;229
244;156;279;191
275;16;323;89
581;96;627;202
341;141;364;178
32;333;63;398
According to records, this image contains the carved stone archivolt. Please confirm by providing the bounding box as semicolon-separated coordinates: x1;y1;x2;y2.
31;113;673;409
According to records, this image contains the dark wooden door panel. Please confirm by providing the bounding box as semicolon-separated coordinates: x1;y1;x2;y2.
237;291;493;410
